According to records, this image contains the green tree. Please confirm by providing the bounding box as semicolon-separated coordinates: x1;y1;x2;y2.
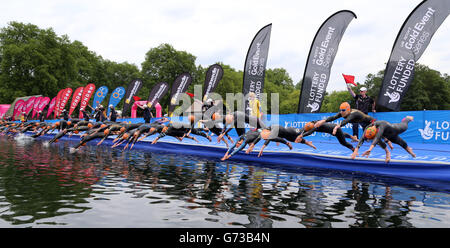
140;43;198;112
363;64;450;111
0;22;105;105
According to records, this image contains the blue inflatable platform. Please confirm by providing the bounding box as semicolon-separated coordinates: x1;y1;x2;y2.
37;131;450;185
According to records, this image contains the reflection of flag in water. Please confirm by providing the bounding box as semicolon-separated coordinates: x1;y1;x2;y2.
342;74;357;86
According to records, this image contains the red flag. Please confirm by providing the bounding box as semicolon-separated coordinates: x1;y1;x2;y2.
186;92;194;98
342;74;357;86
133;96;141;102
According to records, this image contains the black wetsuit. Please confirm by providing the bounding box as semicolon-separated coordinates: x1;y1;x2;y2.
222;111;266;137
263;125;307;146
353;94;375;138
202;119;224;136
357;118;412;150
75;132;106;149
59;111;69;121
39;111;46;122
226;130;261;156
189;122;210;140
94;107;106;122
81;110;91;121
303;121;355;151
326;109;375;132
110;108;117;122
157;122;190;139
143;107;151;123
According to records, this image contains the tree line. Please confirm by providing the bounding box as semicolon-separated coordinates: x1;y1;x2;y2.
0;22;448;115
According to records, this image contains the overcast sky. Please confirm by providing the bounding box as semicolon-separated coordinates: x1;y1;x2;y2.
1;0;449;92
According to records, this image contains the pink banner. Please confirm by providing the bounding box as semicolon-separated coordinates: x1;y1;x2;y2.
24;97;36;115
54;89;65;118
58;88;73;116
13;100;25;118
35;97;50;119
69;87;84;116
37;97;50;112
31;97;43;118
46;97;57;118
0;104;10;119
79;83;96;119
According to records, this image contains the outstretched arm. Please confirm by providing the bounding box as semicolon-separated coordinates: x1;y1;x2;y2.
346;84;356;98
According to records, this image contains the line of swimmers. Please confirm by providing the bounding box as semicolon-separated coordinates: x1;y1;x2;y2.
0;102;416;163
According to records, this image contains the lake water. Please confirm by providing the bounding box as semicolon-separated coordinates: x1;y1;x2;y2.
0;135;449;228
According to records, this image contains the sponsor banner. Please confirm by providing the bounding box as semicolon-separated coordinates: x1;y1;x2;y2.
31;97;43;118
91;86;108;113
107;86;126;116
13;100;25;118
147;82;169;109
298;10;356;113
54;89;65;118
79;83;96;118
24;96;37;115
58;88;73;115
378;0;450;110
122;79;143;116
36;97;50;113
202;64;224;101
168;73;192;114
243;24;272;114
69;87;84;116
46;97;57;118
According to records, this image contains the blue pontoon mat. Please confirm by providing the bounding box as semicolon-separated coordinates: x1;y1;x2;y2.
37;131;450;184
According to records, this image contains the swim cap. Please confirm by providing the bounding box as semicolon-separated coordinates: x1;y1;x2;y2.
304;122;314;132
340;102;351;112
104;129;110;135
212;113;221;121
120;127;126;133
188;115;195;123
364;126;378;139
87;123;93;128
67;121;71;126
162;126;169;133
260;129;271;140
100;124;107;129
225;114;234;125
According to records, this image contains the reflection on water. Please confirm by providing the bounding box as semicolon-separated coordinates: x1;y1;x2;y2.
0;135;449;228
